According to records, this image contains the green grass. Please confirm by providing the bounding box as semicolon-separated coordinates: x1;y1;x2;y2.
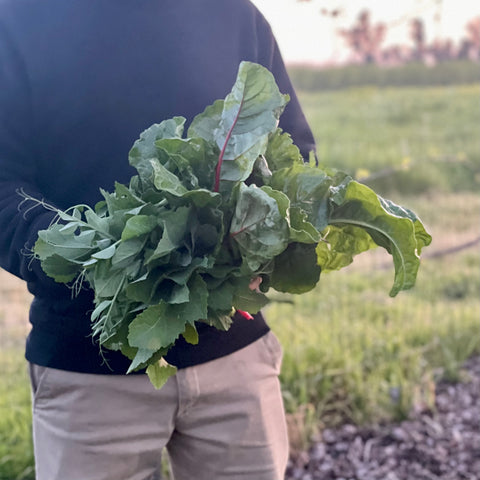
270;245;480;422
0;320;34;480
288;60;480;91
299;84;480;194
1;82;479;476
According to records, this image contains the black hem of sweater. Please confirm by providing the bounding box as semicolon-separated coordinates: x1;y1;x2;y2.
25;311;270;374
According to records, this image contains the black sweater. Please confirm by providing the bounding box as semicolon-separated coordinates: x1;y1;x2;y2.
0;0;316;374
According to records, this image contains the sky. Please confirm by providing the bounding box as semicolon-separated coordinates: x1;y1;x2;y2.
251;0;479;64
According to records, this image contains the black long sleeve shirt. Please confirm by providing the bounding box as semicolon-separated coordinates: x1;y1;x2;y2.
0;0;316;374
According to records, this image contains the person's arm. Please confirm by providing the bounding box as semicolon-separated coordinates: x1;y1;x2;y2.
0;22;58;288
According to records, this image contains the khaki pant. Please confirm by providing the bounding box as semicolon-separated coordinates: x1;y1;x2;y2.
29;332;288;480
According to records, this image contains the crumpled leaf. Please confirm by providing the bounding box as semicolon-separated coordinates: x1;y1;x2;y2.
230;183;289;271
316;224;376;271
326;180;432;296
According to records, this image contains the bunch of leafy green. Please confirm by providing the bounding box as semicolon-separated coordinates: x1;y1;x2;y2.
33;61;431;387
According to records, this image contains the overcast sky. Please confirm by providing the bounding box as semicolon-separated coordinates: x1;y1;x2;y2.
251;0;478;64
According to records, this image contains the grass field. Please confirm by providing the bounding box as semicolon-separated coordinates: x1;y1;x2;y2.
298;84;480;195
1;82;479;478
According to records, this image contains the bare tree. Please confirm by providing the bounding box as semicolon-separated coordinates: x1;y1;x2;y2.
410;18;426;61
338;10;386;64
465;17;480;59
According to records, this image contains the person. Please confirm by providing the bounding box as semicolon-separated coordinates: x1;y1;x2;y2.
0;1;316;479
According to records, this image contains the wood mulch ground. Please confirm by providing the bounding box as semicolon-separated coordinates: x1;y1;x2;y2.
286;355;480;480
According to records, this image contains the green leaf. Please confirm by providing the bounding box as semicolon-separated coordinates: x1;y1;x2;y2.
151;159;188;196
265;128;304;171
232;284;269;314
270;243;321;294
84;208;110;235
38;254;82;283
147;207;190;263
111;237;146;266
128;302;186;350
205;309;234;331
126;347;156;374
169;274;209;322
188;99;224;144
91;300;112;322
270;163;340;231
146;359;177;389
213;61;289;191
289;207;321;244
36;226;96;261
206;279;236;311
327;180;432;296
91;244;116;259
155;137;216;190
230;183;289;271
182;323;199;345
315;225;376;271
92;263;124;298
169;282;190;304
101;183;144;216
128;117;186;168
121;215;158;241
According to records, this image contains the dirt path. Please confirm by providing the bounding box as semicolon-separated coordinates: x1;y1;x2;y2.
286;356;480;480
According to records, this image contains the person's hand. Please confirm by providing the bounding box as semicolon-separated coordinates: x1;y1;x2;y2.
249;276;262;292
236;277;263;321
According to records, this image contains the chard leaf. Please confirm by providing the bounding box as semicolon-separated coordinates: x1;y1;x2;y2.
188;99;224;144
230;183;289;271
315;225;376;271
327;180;432;296
128;117;186;168
180;189;222;208
150;159;188;196
270;164;334;231
270;243;321;294
265;128;304;171
260;185;290;218
289;207;321;244
155;137;217;190
146;359;177;389
213;61;289;191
